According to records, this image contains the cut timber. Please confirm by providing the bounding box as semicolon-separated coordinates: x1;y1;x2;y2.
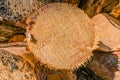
92;13;120;51
0;49;36;80
86;16;120;79
26;3;95;70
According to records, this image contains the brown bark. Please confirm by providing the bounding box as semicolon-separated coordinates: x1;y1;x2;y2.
79;0;119;17
0;22;25;42
110;4;120;20
0;0;41;22
0;49;36;80
86;51;119;80
38;0;80;5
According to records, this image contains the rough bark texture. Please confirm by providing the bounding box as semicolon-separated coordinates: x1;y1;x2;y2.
0;0;41;22
110;4;120;20
0;22;25;42
38;0;80;5
87;51;119;80
0;49;36;80
79;0;119;17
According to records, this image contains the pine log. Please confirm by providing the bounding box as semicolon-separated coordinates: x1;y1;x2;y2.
89;13;120;80
26;3;95;70
92;13;120;51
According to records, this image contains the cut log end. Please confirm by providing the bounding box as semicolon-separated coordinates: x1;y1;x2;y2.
27;3;95;70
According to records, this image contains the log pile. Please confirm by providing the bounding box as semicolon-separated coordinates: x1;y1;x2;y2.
0;0;120;80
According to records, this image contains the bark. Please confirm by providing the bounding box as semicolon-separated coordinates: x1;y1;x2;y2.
0;0;41;22
86;51;119;80
110;4;120;20
79;0;119;17
0;22;25;42
0;49;36;80
38;0;80;5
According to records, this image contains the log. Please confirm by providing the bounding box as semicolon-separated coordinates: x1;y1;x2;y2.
89;13;120;80
92;13;120;51
26;3;95;70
